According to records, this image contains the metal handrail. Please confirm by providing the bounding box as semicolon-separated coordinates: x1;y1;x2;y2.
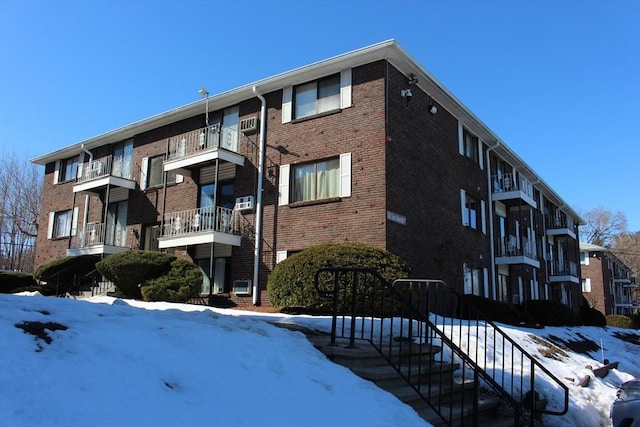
314;267;569;427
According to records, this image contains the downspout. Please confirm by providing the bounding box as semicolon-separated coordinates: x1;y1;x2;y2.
80;144;93;235
252;86;267;306
486;140;500;298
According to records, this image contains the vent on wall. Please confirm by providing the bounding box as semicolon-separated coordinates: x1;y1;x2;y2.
239;116;258;134
233;280;252;295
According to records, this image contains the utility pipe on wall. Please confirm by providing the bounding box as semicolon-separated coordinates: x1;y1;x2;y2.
252;86;267;306
486;140;500;297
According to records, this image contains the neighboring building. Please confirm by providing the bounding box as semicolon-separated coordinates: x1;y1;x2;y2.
580;242;639;315
31;40;585;309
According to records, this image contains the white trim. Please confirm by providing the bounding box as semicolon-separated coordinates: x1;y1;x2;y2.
53;160;60;184
458;122;464;156
340;69;352;109
140;156;148;190
278;164;290;206
481;199;486;234
340;152;352;197
71;207;79;236
460;189;468;226
47;212;55;239
483;268;489;297
175;173;184;184
478;139;484;170
282;86;292;124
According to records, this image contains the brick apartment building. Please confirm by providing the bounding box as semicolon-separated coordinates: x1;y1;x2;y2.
580;242;639;315
31;40;585;308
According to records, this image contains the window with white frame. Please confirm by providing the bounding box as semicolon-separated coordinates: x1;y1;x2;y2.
582;278;591;292
295;74;340;119
464;264;484;296
56;156;80;183
463;129;479;163
460;189;486;233
143;155;178;189
47;208;77;239
279;153;351;205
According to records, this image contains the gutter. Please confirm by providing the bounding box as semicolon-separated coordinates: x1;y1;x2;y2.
252;86;267;306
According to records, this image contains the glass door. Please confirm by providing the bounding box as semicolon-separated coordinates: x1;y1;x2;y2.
113;140;133;179
106;200;128;247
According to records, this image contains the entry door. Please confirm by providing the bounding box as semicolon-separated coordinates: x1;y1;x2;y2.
214;258;226;294
106;200;128;247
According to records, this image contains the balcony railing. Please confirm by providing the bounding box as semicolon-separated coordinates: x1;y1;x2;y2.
77;156;133;183
544;214;575;231
495;235;537;258
76;222;127;248
549;260;578;277
167;125;239;161
162;206;238;237
492;173;535;200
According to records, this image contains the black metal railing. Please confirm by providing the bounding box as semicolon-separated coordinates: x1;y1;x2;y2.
314;267;569;426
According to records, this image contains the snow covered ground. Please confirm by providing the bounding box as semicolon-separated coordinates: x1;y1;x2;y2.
1;292;638;427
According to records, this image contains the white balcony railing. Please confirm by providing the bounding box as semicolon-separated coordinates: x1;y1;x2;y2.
167;125;239;161
492;172;535;200
77;156;133;183
549;260;578;277
76;222;127;248
162;206;238;237
496;235;537;259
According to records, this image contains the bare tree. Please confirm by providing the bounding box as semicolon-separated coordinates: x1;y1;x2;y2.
580;206;627;247
612;231;640;278
0;152;42;272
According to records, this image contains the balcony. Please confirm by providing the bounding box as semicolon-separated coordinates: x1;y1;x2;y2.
491;173;537;208
163;125;245;173
548;260;579;283
73;156;136;194
67;222;130;257
545;215;577;239
495;235;540;268
158;206;241;249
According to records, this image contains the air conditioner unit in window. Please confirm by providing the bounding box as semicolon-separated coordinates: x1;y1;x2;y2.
239;116;258;134
235;195;255;212
233;280;252;295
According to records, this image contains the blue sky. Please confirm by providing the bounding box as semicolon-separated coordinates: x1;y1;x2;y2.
1;0;639;232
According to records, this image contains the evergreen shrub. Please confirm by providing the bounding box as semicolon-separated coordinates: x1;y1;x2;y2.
0;271;37;294
96;250;176;299
141;259;203;303
461;295;525;325
579;305;607;327
522;300;582;326
34;255;101;295
606;314;638;329
267;242;410;310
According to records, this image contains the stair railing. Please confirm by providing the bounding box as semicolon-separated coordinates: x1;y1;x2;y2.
314;267;569;427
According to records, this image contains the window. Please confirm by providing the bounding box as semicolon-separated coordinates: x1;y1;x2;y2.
460;189;485;232
145;155;177;188
52;210;73;238
279;153;351;205
496;273;509;302
292;158;340;202
464;264;484;296
143;225;160;252
463;129;479;163
582;278;591;293
57;156;79;182
295;74;340;119
463;193;479;229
